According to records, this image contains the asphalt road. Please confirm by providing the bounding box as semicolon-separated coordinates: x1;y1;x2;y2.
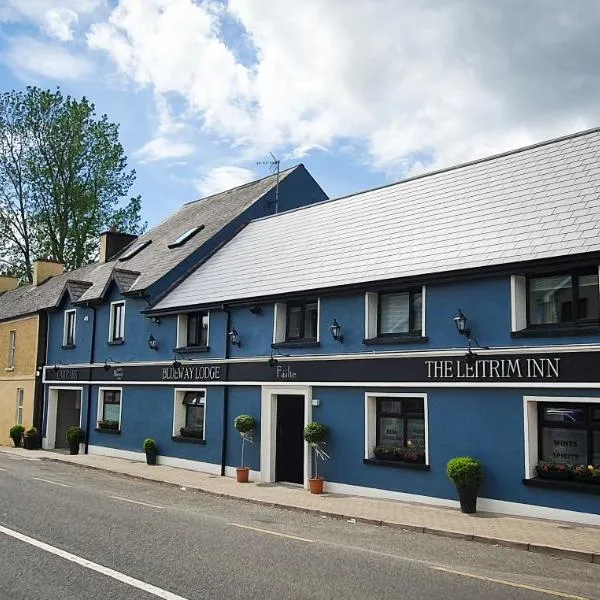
0;452;598;600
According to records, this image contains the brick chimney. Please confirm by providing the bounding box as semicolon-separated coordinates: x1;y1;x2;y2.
0;275;19;293
99;228;138;263
33;259;64;286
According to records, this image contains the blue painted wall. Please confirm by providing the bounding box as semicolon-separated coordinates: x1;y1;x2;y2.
225;386;261;472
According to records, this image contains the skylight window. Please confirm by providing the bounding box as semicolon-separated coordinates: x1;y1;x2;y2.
118;239;152;261
168;225;205;249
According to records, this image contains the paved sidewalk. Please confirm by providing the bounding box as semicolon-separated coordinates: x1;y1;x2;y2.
2;446;599;563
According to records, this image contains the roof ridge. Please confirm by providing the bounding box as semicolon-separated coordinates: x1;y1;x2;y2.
246;126;600;225
183;164;299;206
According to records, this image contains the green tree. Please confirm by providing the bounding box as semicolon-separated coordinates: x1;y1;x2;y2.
0;87;145;281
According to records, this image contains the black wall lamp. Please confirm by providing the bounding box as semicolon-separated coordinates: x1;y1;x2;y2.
249;305;262;315
53;360;65;373
104;356;115;371
453;309;470;338
329;319;344;343
147;334;158;351
150;316;161;325
453;309;489;362
228;328;241;347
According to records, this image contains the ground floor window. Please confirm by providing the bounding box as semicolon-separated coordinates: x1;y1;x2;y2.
16;388;24;425
539;402;600;466
98;389;122;430
173;389;206;440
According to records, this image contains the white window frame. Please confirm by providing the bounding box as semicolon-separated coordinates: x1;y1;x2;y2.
108;301;126;342
97;387;123;430
176;312;210;348
364;392;429;464
365;286;426;339
523;395;600;479
172;388;206;439
16;388;24;425
7;329;16;369
273;299;320;343
63;309;77;346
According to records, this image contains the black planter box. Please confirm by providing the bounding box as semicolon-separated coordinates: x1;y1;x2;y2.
23;436;39;450
536;470;570;481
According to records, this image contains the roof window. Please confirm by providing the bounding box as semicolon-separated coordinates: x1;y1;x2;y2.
118;239;152;261
168;225;205;249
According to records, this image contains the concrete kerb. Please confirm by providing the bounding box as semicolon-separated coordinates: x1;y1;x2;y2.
15;453;600;564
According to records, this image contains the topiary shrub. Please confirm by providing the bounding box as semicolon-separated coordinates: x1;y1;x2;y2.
303;422;329;478
446;456;484;488
9;424;25;447
143;438;157;453
66;426;85;445
233;415;256;468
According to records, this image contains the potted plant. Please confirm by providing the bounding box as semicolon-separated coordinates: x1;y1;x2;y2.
98;419;119;430
574;464;600;484
373;446;394;460
143;438;157;465
9;424;25;448
234;415;256;482
23;427;39;450
179;426;204;439
446;456;484;514
66;426;85;455
303;422;329;494
535;460;571;480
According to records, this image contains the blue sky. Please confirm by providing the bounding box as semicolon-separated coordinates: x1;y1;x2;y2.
1;1;600;228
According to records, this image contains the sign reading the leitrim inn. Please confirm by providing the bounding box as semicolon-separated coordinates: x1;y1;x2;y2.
424;357;560;380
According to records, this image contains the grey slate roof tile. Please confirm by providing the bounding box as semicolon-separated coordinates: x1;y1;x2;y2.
154;128;600;310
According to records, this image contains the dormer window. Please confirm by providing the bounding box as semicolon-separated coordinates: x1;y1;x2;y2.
168;225;205;249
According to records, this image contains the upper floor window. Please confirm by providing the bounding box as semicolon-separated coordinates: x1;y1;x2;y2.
109;301;126;343
528;272;599;326
63;309;76;347
187;312;208;347
16;388;24;425
286;301;318;341
378;290;422;336
7;330;16;369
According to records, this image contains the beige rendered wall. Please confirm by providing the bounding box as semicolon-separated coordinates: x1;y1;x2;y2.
0;315;39;445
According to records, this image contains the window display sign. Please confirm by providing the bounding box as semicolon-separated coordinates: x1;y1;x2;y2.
542;427;587;464
407;419;426;450
378;417;404;446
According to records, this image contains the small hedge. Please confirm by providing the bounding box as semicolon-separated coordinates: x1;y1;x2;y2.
143;438;157;453
234;415;256;434
66;426;85;445
446;456;483;488
9;425;25;447
303;422;327;445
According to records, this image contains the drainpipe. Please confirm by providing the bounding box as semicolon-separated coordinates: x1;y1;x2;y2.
220;306;231;476
84;305;97;454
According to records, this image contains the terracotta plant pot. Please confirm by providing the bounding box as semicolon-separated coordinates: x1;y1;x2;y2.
309;477;324;494
236;467;250;483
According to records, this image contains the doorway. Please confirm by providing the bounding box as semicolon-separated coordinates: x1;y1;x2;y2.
275;395;305;484
46;387;82;449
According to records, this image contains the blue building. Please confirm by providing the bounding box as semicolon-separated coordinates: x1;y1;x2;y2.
45;130;600;525
41;165;327;456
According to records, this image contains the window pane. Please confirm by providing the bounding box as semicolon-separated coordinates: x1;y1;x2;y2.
406;418;425;450
287;306;302;338
185;405;204;431
529;275;573;324
379;399;403;414
304;302;318;339
377;416;404;447
380;293;409;334
542;406;585;424
183;391;205;405
541;427;587;464
411;292;422;334
577;273;599;321
592;408;600;421
103;402;120;422
592;431;600;466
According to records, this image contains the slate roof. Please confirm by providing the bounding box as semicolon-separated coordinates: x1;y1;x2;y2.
153;127;600;311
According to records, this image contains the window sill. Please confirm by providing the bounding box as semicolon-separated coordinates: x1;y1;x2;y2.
5;367;14;372
172;435;206;445
512;325;600;338
108;340;124;346
522;477;600;495
363;335;428;345
363;458;430;470
173;345;209;354
271;341;320;349
95;427;121;435
62;344;75;350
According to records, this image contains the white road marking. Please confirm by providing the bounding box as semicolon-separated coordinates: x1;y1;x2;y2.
0;524;190;600
33;477;70;488
432;566;588;599
0;467;7;471
108;496;164;509
228;522;314;543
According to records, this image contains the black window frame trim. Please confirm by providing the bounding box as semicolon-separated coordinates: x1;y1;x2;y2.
285;300;319;342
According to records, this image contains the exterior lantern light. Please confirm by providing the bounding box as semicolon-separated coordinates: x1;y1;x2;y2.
147;334;158;351
465;348;477;366
329;319;344;343
150;316;161;325
453;309;471;338
103;357;114;371
172;356;182;369
249;305;263;315
53;361;64;373
228;328;241;347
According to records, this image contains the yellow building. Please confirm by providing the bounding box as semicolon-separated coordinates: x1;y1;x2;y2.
0;261;65;445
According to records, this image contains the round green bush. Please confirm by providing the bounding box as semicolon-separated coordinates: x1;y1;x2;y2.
9;425;25;447
303;422;327;445
234;415;256;434
66;426;85;445
24;427;38;437
143;438;157;453
446;456;484;488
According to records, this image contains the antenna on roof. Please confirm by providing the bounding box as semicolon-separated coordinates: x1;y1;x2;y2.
257;152;280;214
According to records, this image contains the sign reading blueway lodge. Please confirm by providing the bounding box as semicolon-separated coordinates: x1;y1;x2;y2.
44;351;600;385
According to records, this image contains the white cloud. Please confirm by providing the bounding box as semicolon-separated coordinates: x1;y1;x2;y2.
43;8;78;41
86;0;600;178
5;36;93;80
134;136;196;163
194;166;255;197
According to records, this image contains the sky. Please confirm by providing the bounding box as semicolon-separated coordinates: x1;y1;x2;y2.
1;0;600;227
